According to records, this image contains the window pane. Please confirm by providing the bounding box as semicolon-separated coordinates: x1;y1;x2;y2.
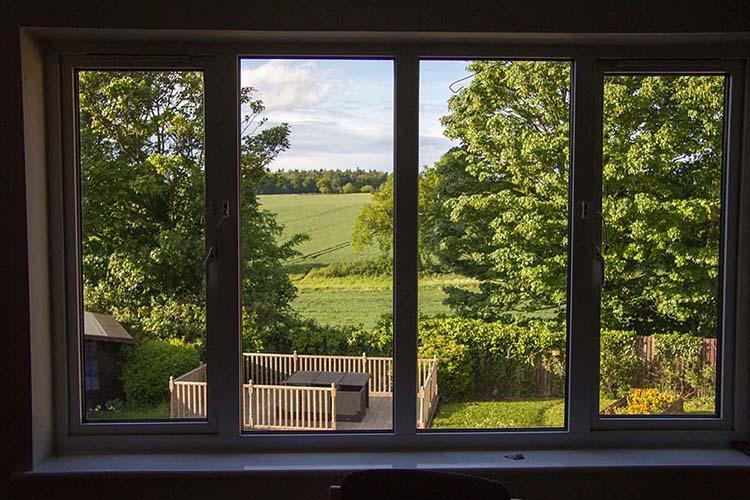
418;60;571;430
599;74;724;417
78;70;207;421
238;59;394;432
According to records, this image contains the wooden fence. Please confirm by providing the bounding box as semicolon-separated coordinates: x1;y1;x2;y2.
417;358;439;429
244;352;400;394
636;336;717;396
169;363;207;418
637;336;717;366
242;382;336;431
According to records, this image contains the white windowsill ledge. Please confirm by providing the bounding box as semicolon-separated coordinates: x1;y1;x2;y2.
30;449;750;475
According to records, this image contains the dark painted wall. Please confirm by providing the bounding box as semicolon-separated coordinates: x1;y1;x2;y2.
3;1;750;499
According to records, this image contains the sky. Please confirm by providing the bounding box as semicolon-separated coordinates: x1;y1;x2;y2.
239;59;473;172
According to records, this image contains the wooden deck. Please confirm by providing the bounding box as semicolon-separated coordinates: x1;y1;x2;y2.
336;395;392;431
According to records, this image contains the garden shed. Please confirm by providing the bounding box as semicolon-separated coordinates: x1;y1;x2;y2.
83;311;134;407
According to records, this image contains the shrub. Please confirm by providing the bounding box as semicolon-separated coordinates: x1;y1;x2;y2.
653;333;713;396
418;318;566;401
613;388;676;415
342;182;357;194
307;259;391;278
360;184;374;193
599;330;642;398
123;338;201;406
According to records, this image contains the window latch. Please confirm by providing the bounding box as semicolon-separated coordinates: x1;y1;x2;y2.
594;245;605;289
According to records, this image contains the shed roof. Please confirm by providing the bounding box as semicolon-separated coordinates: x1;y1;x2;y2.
83;311;135;344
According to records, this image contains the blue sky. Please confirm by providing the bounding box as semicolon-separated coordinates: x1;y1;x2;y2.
240;59;472;172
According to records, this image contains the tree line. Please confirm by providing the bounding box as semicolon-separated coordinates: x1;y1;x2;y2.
257;168;390;194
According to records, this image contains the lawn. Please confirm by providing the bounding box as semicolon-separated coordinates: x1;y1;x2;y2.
432;399;566;429
86;401;170;420
433;397;619;429
258;193;380;272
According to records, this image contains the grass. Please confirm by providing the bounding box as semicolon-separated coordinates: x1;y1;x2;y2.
434;397;619;429
259;193;379;272
86;401;169;420
292;274;478;328
258;194;482;327
432;399;566;429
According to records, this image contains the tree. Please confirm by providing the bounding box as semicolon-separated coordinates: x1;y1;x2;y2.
426;61;724;336
342;182;357;194
80;71;208;342
79;71;303;348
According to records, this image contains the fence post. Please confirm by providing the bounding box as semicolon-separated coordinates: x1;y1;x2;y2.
417;389;425;429
169;376;175;418
331;383;337;431
293;350;298;372
247;380;254;430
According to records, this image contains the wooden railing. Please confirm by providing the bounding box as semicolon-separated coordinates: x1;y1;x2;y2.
417;358;439;429
242;381;336;431
243;352;394;395
171;353;440;429
169;363;207;418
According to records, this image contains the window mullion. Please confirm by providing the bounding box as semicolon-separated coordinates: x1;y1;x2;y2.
393;52;419;437
567;52;600;436
204;53;241;436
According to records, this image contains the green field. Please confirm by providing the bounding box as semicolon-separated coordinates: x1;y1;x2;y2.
259;193;475;328
258;193;379;273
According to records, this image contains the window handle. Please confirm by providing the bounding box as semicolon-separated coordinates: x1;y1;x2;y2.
594;245;605;289
204;244;216;267
595;209;610;253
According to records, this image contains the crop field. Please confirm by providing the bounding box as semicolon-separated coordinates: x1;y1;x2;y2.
258;193;379;273
258;193;476;328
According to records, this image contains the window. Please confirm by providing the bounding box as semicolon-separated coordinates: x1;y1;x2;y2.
598;73;726;418
47;39;747;452
418;59;571;430
237;58;395;432
76;69;208;422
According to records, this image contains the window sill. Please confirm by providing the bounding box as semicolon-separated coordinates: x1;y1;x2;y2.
29;448;750;475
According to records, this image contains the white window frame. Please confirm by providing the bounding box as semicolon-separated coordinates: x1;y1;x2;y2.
41;33;749;455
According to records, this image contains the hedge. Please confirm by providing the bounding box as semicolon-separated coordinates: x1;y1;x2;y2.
239;314;715;403
123;338;201;406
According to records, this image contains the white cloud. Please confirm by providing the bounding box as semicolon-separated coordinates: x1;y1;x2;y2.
241;60;333;111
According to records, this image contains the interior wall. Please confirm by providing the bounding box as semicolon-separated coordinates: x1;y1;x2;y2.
20;31;53;468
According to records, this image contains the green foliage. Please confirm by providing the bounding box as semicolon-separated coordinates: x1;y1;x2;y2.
257;168;388;195
613;388;676;415
79;71;207;338
599;330;643;398
80;72;302;351
417;318;566;401
434;61;572;322
418;61;723;337
601;75;724;336
351;176;394;259
306;260;391;278
245;314;392;358
123;338;201;406
654;333;714;397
